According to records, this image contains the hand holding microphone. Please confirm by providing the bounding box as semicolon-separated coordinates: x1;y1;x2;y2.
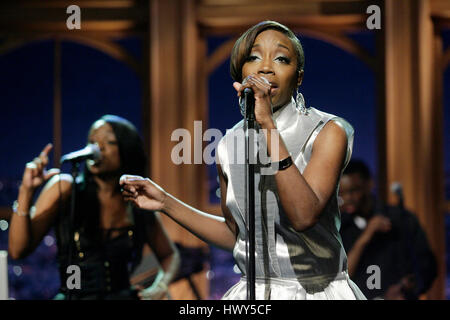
233;74;274;127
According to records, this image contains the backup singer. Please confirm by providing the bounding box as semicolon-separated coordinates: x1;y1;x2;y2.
121;21;365;300
9;115;180;300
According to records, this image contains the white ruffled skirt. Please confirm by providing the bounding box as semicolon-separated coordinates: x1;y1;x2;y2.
222;272;366;300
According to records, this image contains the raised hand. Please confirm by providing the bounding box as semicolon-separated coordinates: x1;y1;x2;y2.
21;143;60;191
120;175;167;212
366;215;392;235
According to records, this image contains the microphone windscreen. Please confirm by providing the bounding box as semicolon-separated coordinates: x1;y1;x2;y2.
390;182;402;194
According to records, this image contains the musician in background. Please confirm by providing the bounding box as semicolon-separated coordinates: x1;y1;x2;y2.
338;159;437;299
8;115;180;300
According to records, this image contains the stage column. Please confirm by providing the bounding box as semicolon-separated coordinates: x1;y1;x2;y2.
384;0;446;299
145;0;209;299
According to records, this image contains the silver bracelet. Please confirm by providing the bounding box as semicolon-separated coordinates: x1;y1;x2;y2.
12;200;30;217
158;281;168;291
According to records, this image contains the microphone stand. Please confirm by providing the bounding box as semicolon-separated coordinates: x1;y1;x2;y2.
65;160;81;300
396;190;421;299
243;88;256;300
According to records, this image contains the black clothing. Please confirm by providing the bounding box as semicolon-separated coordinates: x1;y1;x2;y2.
340;203;437;299
54;176;153;300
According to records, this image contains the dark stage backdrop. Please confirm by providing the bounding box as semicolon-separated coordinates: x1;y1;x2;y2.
0;29;449;299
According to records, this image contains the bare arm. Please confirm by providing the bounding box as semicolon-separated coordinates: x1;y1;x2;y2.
9;144;71;259
120;166;237;252
346;215;391;277
346;228;375;277
263;120;348;231
135;212;180;300
235;77;348;231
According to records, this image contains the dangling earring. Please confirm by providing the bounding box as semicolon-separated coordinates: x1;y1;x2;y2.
296;89;308;115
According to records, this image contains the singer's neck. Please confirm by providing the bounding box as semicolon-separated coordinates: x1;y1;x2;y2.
272;105;284;113
93;174;120;195
272;97;293;116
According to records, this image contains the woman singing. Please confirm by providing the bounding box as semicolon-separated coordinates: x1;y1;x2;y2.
9;115;180;300
121;21;365;300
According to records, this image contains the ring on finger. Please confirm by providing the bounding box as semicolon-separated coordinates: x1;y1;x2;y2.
26;162;37;169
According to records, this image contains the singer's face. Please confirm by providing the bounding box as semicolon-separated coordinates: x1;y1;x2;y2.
86;120;120;175
241;29;301;108
339;173;369;215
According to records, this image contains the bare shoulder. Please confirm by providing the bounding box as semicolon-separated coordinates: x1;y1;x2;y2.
32;174;73;220
314;120;348;152
307;120;349;175
41;173;73;198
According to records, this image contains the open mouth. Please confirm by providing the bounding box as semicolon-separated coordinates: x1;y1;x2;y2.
269;83;279;95
343;204;356;214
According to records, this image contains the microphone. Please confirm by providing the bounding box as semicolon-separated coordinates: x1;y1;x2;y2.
390;181;404;210
60;143;101;164
238;75;271;117
239;78;254;117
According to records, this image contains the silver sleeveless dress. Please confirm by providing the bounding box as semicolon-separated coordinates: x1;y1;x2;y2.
217;98;366;300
